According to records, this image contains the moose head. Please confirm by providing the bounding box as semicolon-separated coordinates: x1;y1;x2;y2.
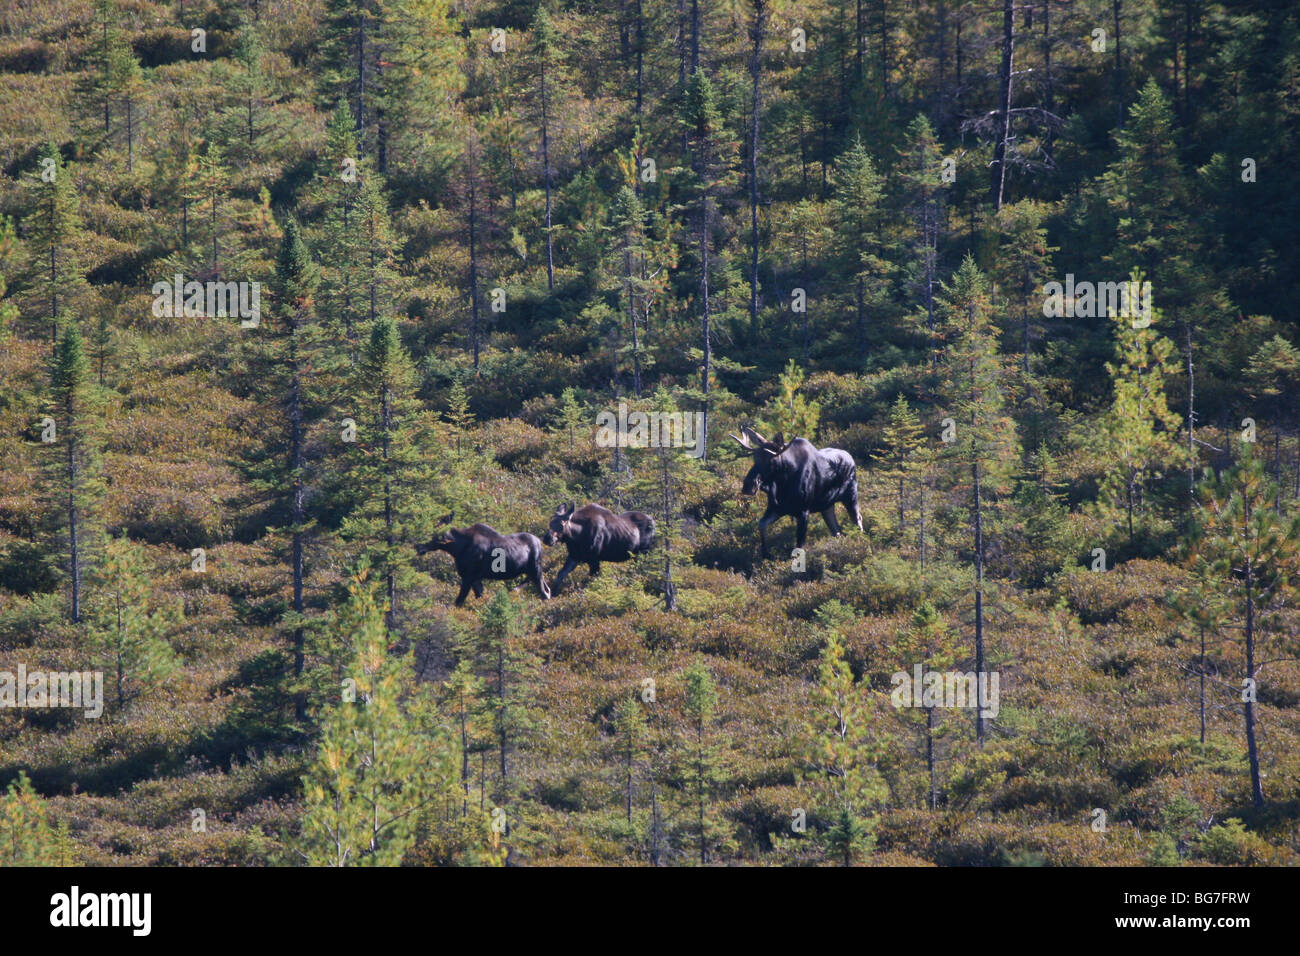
415;513;457;555
543;502;578;545
730;426;788;497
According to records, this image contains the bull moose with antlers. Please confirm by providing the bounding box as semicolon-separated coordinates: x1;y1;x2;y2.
730;426;863;560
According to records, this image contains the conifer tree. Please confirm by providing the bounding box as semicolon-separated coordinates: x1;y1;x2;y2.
48;323;101;623
743;0;770;336
628;388;708;612
468;588;538;828
762;359;821;439
228;20;275;164
456;130;493;371
194;143;232;273
341;316;439;631
531;6;562;291
895;601;960;809
555;386;586;451
775;199;831;361
1184;445;1300;808
308;105;366;345
0;772;75;865
679;69;733;460
88;536;181;711
318;0;386;163
832;138;893;363
1096;300;1184;546
248;219;323;720
0;217;18;349
24;144;82;353
936;256;1018;746
879;394;924;534
377;0;464;188
1244;336;1300;506
444;378;475;462
896;115;945;343
1169;552;1231;745
299;571;456;865
680;657;721;864
993;200;1055;375
355;173;400;331
440;659;489;818
1099;79;1225;503
612;694;647;825
79;0;140;144
802;629;886;864
609;186;650;397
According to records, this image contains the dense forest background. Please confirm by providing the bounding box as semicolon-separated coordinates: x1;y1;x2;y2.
0;0;1298;866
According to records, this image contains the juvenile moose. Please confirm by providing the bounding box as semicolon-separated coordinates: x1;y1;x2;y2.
416;517;551;605
543;502;656;593
731;426;862;560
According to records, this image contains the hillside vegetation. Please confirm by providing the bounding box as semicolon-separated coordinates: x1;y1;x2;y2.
0;0;1298;866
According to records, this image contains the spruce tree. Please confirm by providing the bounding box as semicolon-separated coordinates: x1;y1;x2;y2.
679;69;733;461
895;115;945;344
48;323;101;623
468;587;538;836
936;256;1018;746
832;138;894;363
879;394;924;535
802;629;886;864
0;772;75;865
88;536;181;711
612;694;648;826
531;6;562;291
1184;445;1300;808
299;570;456;865
341;316;440;631
24;143;82;353
680;656;721;864
895;601;960;809
1095;299;1184;547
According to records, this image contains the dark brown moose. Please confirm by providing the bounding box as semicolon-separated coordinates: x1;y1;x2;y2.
731;426;863;559
416;517;551;605
542;502;656;593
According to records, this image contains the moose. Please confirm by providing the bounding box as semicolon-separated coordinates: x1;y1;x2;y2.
543;502;656;593
730;426;862;560
416;517;551;605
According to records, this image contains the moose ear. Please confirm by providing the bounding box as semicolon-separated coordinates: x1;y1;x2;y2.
771;432;785;448
729;431;753;450
436;512;453;526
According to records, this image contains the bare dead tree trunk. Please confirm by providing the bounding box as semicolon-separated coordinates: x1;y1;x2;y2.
990;0;1015;211
540;51;555;292
747;0;767;336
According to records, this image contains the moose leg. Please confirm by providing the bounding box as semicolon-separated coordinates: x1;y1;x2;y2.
757;507;779;560
796;512;809;549
844;485;863;532
552;556;579;593
472;580;484;598
588;561;601;576
454;580;472;607
531;556;551;600
822;508;842;536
